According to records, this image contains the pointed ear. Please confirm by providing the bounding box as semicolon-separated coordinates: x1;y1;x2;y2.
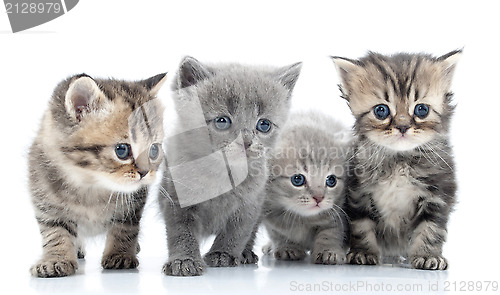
175;56;212;90
331;56;362;85
438;49;462;77
276;62;302;92
141;72;167;96
64;75;109;122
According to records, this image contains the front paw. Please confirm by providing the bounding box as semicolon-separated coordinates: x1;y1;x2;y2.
411;255;448;270
162;258;205;276
101;253;138;269
30;259;78;278
241;249;259;264
204;251;239;267
312;250;346;265
274;247;306;261
347;250;380;265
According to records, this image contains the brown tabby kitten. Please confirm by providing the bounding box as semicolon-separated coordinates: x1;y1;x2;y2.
29;73;166;277
332;50;460;270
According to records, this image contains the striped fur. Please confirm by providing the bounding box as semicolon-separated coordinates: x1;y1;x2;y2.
332;50;460;270
262;111;351;265
29;73;166;277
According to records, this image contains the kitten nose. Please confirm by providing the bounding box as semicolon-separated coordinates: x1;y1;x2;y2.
313;195;324;204
137;170;149;179
396;125;410;134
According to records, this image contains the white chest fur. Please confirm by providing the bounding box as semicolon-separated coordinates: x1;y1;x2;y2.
369;165;423;229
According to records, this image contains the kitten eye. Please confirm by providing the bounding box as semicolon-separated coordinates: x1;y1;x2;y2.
256;118;272;133
326;175;337;187
291;174;306;187
373;104;390;120
115;143;131;160
149;143;160;160
414;104;430;119
214;116;232;130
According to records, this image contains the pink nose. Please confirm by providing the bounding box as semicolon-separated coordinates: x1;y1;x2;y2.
313;195;324;204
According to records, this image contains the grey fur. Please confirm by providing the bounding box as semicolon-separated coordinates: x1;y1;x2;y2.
332;50;460;270
29;73;166;277
262;111;351;264
159;56;302;276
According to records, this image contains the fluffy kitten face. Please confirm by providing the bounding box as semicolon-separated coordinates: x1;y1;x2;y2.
332;50;461;152
268;118;347;217
46;73;166;193
171;56;302;167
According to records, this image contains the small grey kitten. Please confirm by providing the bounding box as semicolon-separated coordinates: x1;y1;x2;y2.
159;56;302;276
331;50;461;270
29;73;166;277
262;111;351;264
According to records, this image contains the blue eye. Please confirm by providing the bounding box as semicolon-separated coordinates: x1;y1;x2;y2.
291;174;306;187
414;104;429;119
149;143;160;160
326;175;337;187
115;143;131;160
373;104;390;120
256;118;272;133
214;116;232;130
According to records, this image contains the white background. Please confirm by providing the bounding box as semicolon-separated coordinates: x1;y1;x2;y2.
1;1;499;294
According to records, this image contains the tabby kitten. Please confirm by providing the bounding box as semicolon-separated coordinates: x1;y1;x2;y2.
331;50;461;270
262;111;350;264
29;73;166;277
160;56;302;276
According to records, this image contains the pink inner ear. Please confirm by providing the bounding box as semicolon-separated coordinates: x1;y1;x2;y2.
73;95;91;121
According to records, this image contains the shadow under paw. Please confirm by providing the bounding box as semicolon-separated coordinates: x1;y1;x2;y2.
411;255;448;270
163;258;205;276
30;259;78;278
101;253;138;269
312;250;346;265
274;248;306;261
204;251;239;267
241;249;259;264
347;250;379;265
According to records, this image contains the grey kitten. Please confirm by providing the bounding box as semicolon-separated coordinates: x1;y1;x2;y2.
29;73;166;277
159;56;302;276
331;50;461;270
262;111;351;264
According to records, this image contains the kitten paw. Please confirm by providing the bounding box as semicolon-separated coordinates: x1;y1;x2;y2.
30;259;78;278
312;250;346;265
204;251;239;267
411;255;448;270
162;259;205;276
101;253;139;269
274;248;306;261
347;250;379;265
241;249;259;264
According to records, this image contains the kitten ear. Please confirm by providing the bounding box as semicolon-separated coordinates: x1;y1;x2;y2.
65;75;109;122
176;56;212;90
438;49;462;77
275;62;303;92
140;72;167;96
331;56;363;101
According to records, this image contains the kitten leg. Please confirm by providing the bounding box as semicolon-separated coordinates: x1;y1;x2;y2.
311;227;347;265
30;219;78;278
409;220;448;270
204;209;260;267
347;218;381;265
240;222;260;264
267;228;306;261
101;220;141;269
162;209;204;276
